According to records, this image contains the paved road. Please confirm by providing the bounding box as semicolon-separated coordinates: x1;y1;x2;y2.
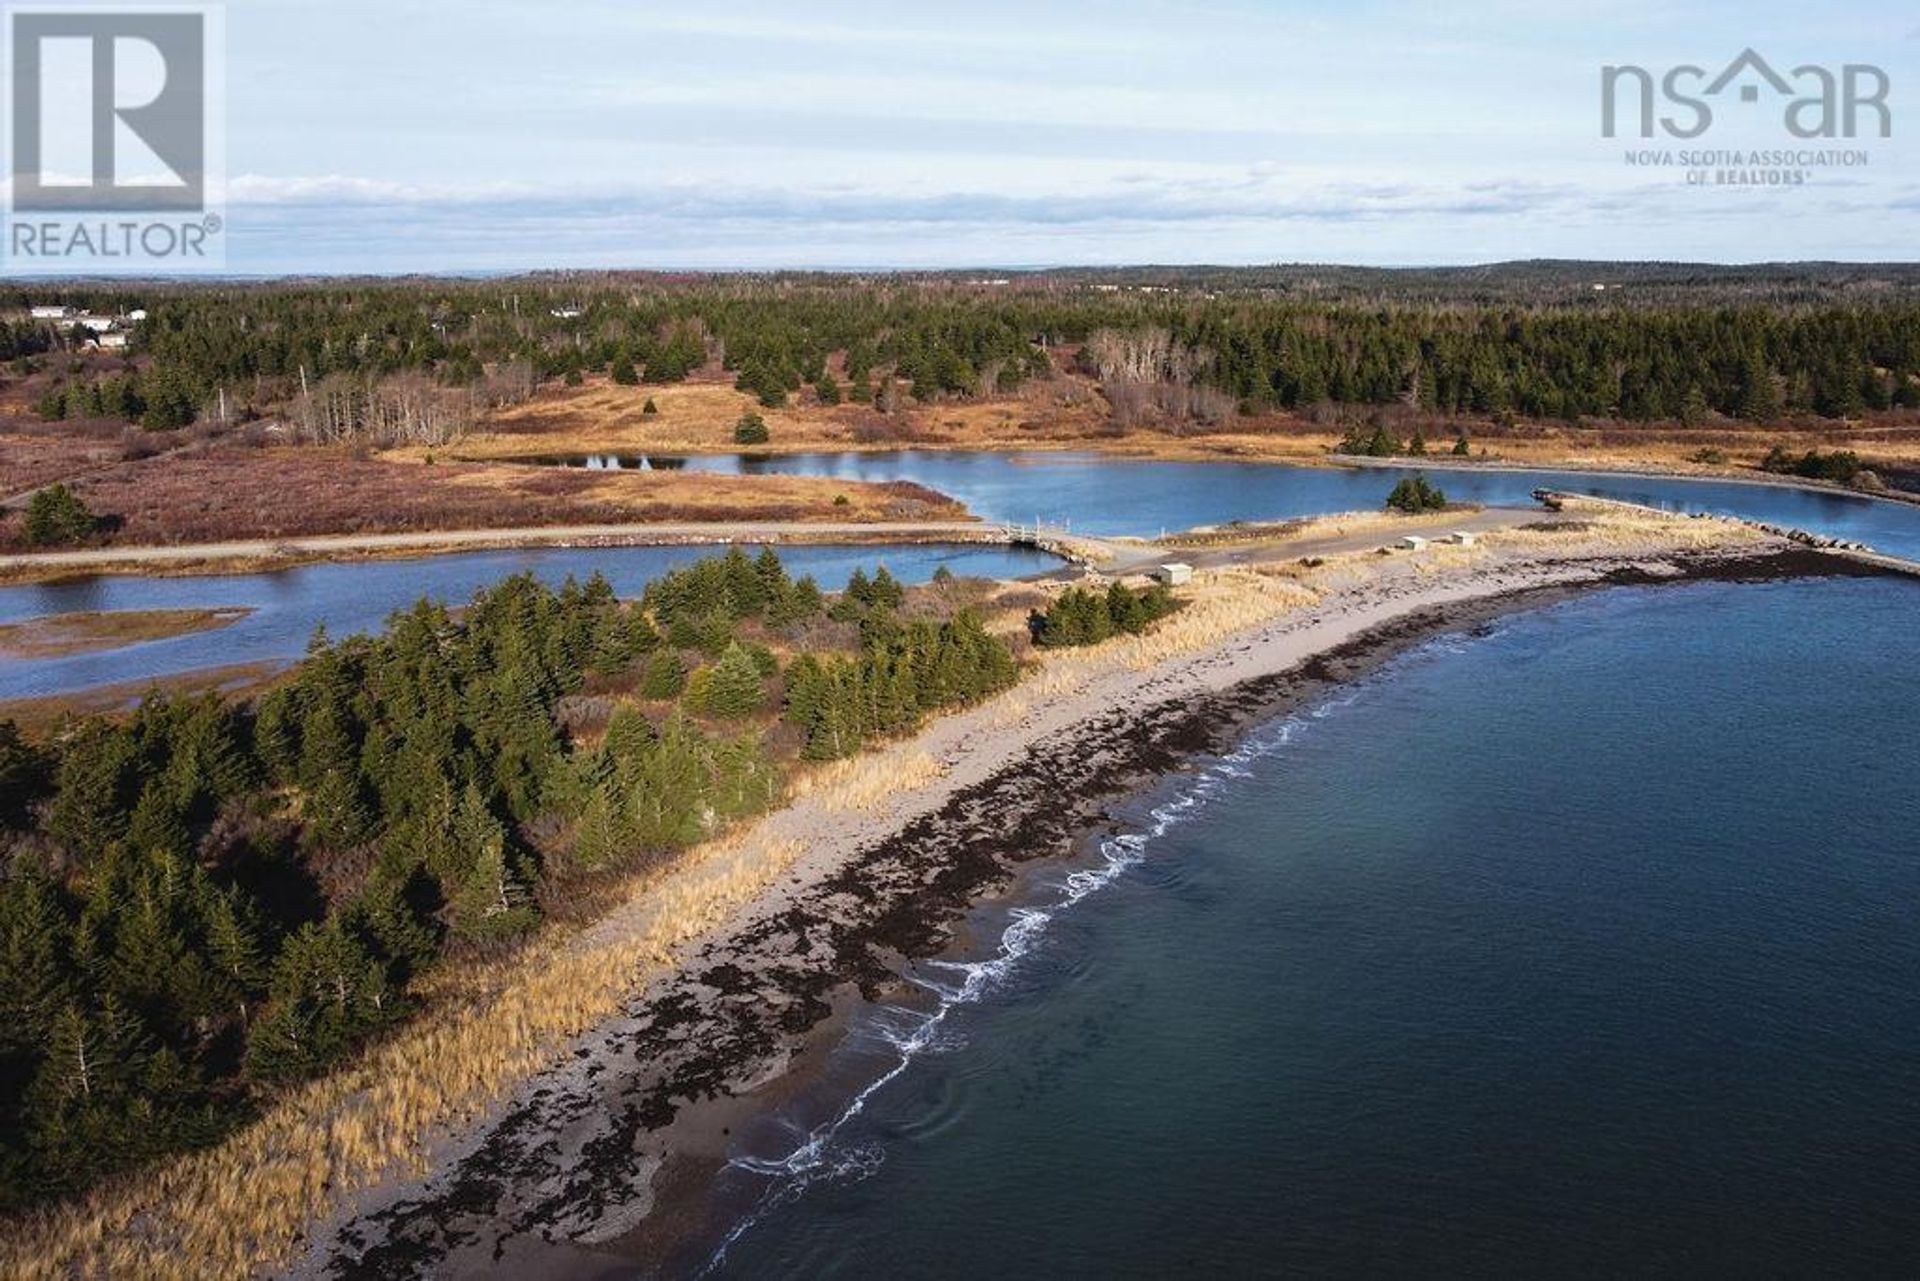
0;519;1128;573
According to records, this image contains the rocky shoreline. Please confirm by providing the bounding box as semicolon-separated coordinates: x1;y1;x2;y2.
304;545;1883;1280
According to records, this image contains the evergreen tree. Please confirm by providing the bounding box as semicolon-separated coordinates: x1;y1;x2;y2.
0;721;50;827
46;722;141;855
244;922;394;1084
639;649;687;699
1385;475;1447;513
699;643;765;718
868;565;905;609
0;878;71;1055
22;484;99;546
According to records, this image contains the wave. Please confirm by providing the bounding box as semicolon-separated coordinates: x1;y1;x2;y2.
698;708;1351;1273
699;623;1511;1268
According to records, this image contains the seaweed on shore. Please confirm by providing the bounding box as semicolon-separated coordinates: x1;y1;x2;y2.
316;546;1891;1280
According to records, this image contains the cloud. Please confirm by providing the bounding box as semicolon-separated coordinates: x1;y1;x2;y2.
223;172;1577;228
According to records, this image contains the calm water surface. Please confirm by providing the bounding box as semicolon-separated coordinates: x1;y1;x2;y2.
0;543;1057;700
708;576;1920;1278
10;450;1920;699
649;451;1920;553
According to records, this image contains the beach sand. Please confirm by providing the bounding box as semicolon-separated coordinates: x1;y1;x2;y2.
279;516;1889;1280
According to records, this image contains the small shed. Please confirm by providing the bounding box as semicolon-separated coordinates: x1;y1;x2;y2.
1152;562;1194;586
1448;531;1478;547
1399;535;1431;551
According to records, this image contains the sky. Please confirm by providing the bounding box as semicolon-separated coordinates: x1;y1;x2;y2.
30;0;1920;271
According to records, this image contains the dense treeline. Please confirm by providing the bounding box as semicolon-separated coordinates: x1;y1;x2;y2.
0;549;1019;1209
1031;581;1179;647
9;273;1920;436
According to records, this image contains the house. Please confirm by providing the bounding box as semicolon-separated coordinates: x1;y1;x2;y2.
29;305;75;320
126;309;148;322
1152;562;1194;586
94;331;130;350
549;306;585;319
77;315;117;333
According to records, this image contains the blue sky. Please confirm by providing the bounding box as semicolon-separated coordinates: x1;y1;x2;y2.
205;0;1918;271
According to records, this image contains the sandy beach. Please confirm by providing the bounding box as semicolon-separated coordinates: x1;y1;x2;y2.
281;512;1883;1280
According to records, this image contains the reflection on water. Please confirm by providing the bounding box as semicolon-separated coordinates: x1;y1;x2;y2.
10;450;1920;702
0;543;1060;701
520;454;689;471
523;450;1920;553
709;578;1920;1278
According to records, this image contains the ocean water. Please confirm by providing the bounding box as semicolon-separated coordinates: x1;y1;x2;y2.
706;576;1920;1278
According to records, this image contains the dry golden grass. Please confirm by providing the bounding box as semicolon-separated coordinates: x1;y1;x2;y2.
992;568;1322;722
0;504;1755;1279
1489;501;1761;554
453;374;1111;461
456;374;1920;483
1430;428;1920;473
788;749;947;813
0;825;812;1281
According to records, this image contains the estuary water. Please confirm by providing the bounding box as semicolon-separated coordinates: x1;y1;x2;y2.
9;450;1920;701
706;575;1920;1277
0;543;1057;701
632;451;1920;555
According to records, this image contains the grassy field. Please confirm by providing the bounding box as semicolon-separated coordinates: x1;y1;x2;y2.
438;373;1119;459
0;446;967;550
0;428;127;497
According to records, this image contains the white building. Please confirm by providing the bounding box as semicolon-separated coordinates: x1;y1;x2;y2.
77;316;117;333
1448;531;1478;547
1152;562;1195;585
1400;535;1431;551
29;305;74;320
